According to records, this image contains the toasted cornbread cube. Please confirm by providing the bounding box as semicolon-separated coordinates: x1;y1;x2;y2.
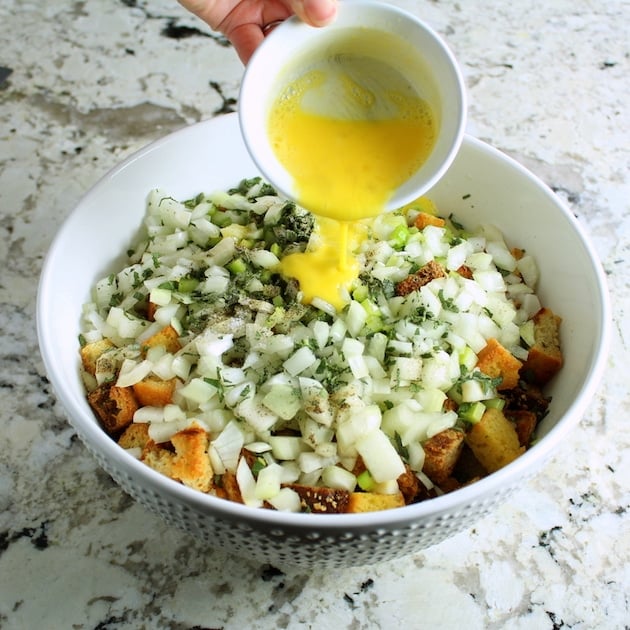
80;338;115;376
476;338;523;390
397;465;421;504
422;428;465;485
395;260;445;296
170;427;214;492
118;422;150;450
87;383;139;435
465;408;524;473
456;264;474;280
453;443;488;479
141;424;213;492
521;307;563;385
414;211;446;230
348;491;406;513
218;470;243;503
285;484;350;514
142;325;181;354
438;477;463;493
506;409;538;447
139;442;175;478
348;455;366;479
132;376;177;407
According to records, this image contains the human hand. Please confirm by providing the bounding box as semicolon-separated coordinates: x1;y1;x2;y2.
179;0;338;64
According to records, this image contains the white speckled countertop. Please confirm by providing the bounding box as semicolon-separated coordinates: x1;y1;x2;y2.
1;0;628;627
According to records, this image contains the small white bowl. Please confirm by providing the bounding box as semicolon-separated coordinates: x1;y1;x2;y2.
239;0;466;213
37;113;610;568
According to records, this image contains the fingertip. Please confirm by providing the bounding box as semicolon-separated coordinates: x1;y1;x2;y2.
303;0;337;26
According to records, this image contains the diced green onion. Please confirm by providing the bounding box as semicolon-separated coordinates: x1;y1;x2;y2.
212;211;232;227
357;469;376;491
178;277;199;293
388;223;410;249
227;258;248;274
485;397;506;411
458;401;486;424
352;285;369;302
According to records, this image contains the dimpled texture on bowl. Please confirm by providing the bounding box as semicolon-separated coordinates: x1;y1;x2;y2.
37;113;610;569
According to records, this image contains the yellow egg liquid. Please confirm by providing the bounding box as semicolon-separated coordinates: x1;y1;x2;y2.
279;219;365;310
269;48;437;310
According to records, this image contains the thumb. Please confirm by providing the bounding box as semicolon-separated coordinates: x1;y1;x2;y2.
287;0;338;27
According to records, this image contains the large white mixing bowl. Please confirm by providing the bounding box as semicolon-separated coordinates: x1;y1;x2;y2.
37;113;610;568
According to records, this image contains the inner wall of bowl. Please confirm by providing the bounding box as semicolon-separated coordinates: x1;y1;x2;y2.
240;2;464;211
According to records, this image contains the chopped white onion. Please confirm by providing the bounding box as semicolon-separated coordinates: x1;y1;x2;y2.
267;487;302;512
81;179;550;511
355;429;405;483
236;457;263;508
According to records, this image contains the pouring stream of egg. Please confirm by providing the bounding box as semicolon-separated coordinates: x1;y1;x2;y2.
268;45;437;311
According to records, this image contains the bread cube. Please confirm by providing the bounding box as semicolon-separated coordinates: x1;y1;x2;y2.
465;408;524;473
506;409;538;447
395;260;445;296
132;376;176;407
348;491;406;513
141;424;213;493
422;428;465;485
285;484;350;514
397;465;421;504
142;324;181;354
87;383;138;435
476;338;523;390
218;470;243;503
118;422;150;450
521;307;563;385
80;338;115;376
414;211;446;230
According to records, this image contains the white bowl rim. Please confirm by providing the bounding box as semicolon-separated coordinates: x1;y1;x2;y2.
37;113;612;532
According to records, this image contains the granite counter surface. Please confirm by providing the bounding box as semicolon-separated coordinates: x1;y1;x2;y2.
0;1;628;628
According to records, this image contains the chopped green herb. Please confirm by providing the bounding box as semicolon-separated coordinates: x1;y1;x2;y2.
109;292;124;307
251;457;267;478
449;213;465;230
393;432;410;462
